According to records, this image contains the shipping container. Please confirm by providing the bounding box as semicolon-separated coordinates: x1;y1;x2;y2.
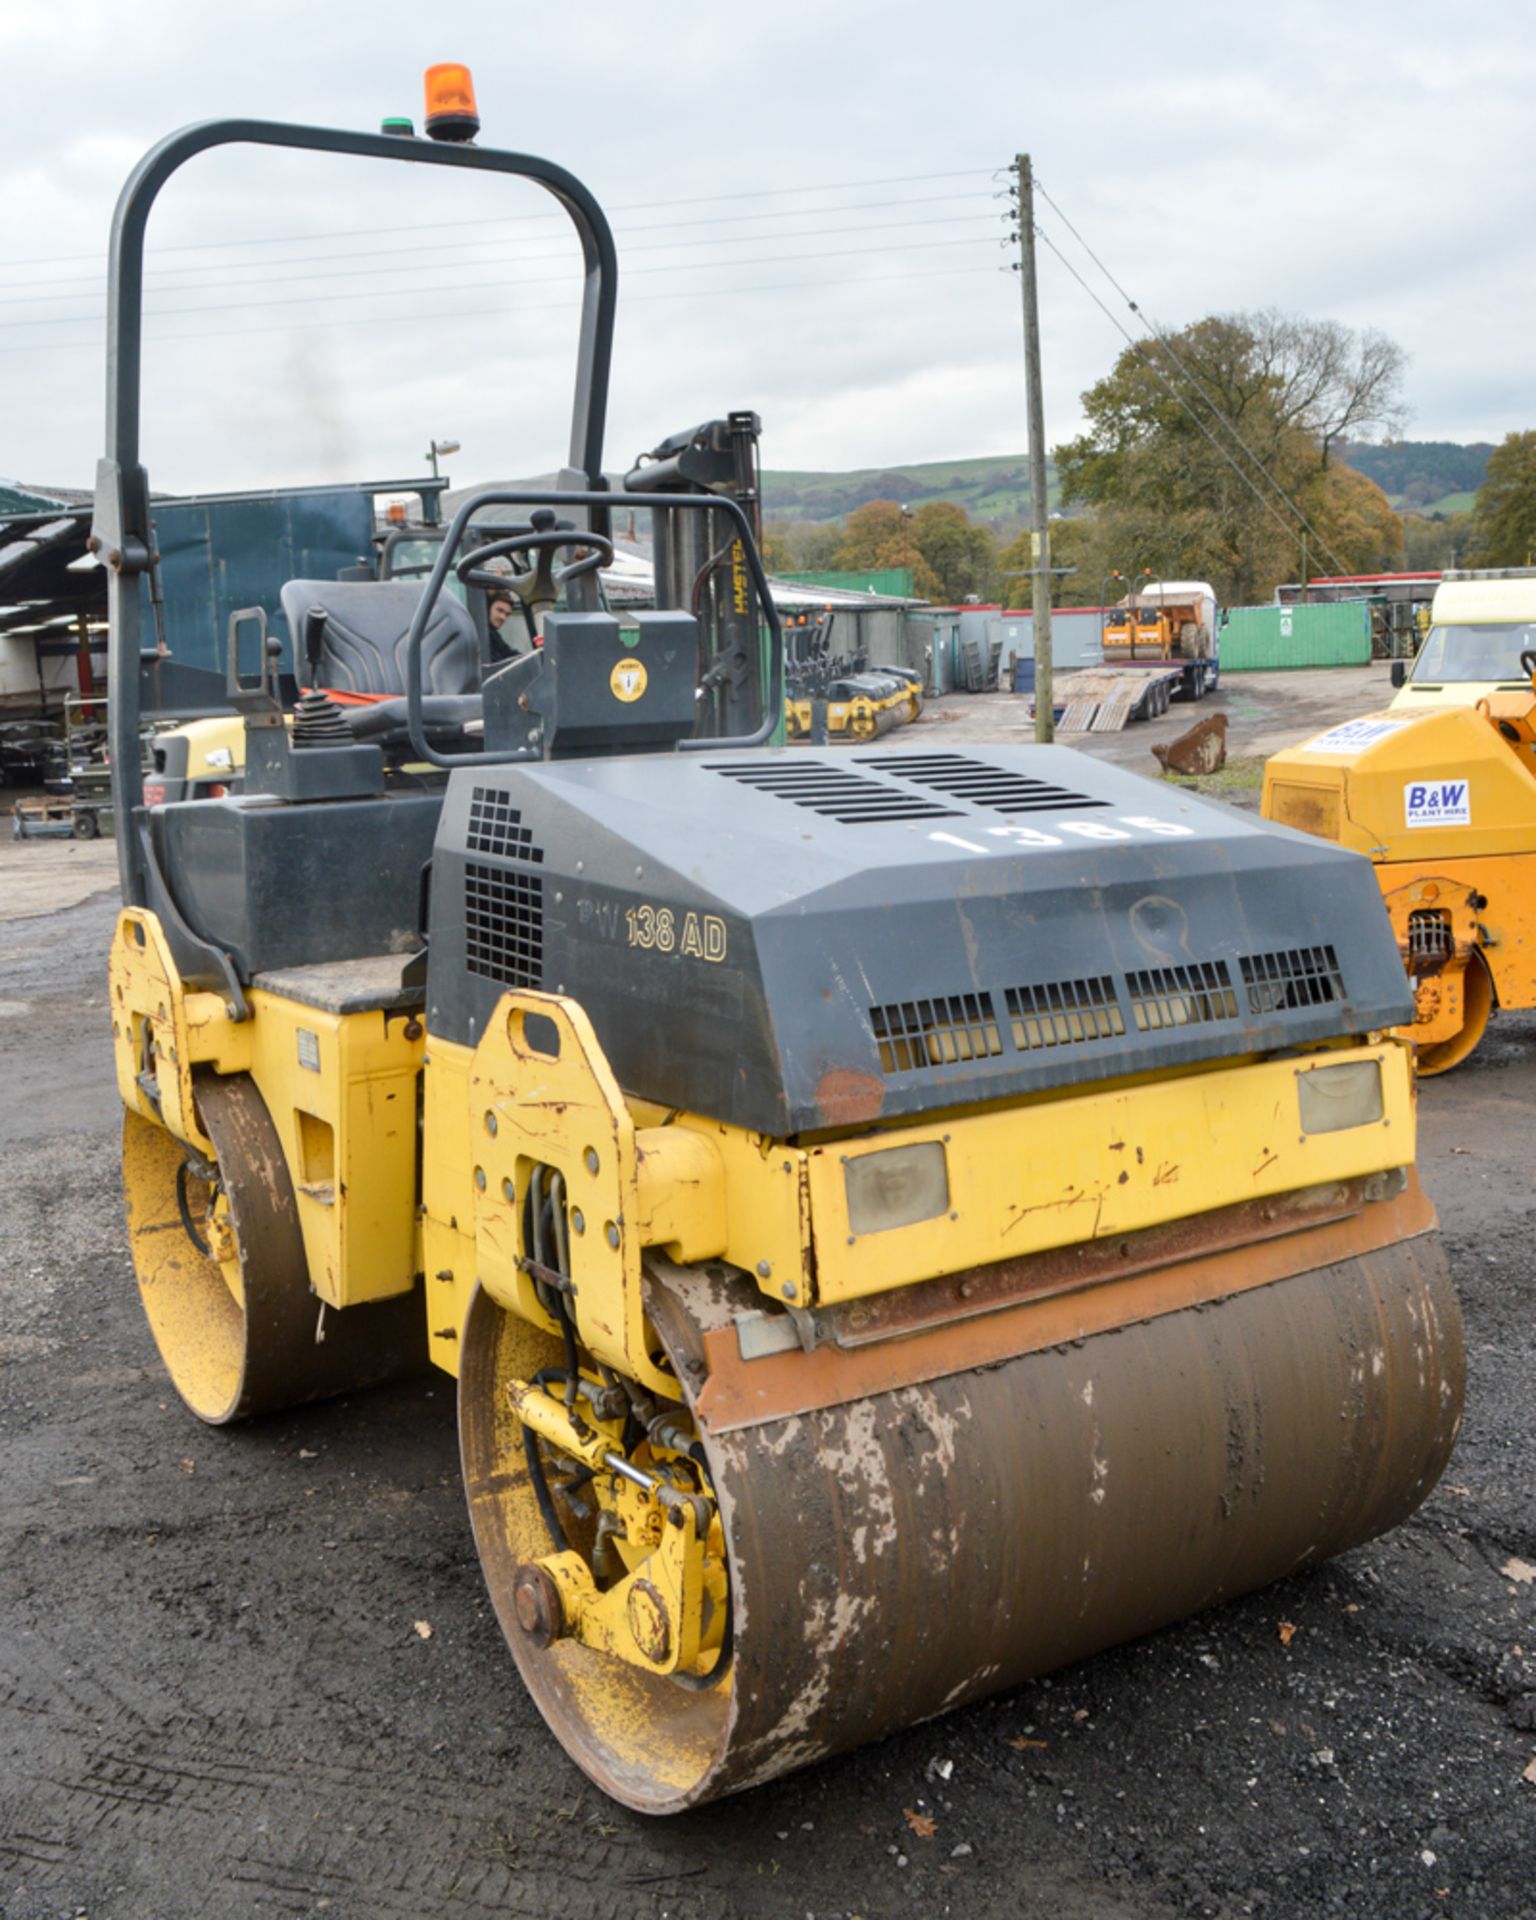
905;613;960;692
910;605;1109;691
1219;600;1370;670
993;608;1106;677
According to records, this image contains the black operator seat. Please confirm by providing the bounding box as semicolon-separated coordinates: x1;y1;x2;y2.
278;579;482;741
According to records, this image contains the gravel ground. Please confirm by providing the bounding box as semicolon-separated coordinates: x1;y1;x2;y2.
1;673;1533;1919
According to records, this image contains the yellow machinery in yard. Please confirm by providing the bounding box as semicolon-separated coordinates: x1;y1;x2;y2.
783;665;923;742
100;73;1464;1813
1264;668;1536;1072
141;711;243;805
1102;580;1220;701
782;604;924;742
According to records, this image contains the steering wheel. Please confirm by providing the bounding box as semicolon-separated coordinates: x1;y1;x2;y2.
456;506;614;609
1520;648;1536;681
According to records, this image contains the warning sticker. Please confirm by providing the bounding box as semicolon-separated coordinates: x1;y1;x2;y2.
1300;717;1413;754
1404;779;1471;828
610;658;648;703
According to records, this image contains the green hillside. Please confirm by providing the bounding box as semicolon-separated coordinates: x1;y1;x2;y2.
761;440;1493;532
762;453;1057;529
1417;490;1477;517
1337;440;1493;513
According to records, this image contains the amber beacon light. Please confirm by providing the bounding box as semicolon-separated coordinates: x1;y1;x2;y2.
423;64;480;143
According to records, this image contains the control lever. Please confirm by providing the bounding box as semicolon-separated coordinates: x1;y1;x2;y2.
224;606;284;727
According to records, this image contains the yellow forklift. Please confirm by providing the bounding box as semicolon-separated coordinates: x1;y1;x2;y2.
100;68;1463;1813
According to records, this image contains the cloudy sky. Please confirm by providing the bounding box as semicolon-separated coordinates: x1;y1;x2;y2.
2;0;1532;499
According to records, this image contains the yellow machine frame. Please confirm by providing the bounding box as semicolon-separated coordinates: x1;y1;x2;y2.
111;882;1437;1764
117;902;1417;1381
1263;692;1536;1066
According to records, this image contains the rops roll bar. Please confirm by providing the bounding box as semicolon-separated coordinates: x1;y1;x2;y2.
94;117;618;908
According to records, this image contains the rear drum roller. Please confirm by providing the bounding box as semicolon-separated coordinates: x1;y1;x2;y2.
122;1070;426;1424
461;1204;1463;1812
1416;948;1494;1076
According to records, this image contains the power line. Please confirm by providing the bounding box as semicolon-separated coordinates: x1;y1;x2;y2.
1029;217;1332;568
6;165;1001;270
1037;175;1354;573
0;207;1003;312
6;189;1001;295
0;233;1003;333
1031;176;1355;578
0;263;1004;356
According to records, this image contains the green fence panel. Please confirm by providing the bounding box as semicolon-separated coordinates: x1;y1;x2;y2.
1219;600;1371;670
780;568;915;600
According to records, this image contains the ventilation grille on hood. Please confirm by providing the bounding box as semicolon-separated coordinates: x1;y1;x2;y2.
467;786;544;862
870;993;1004;1073
856;752;1109;814
1126;961;1238;1032
1241;945;1344;1014
1004;976;1124;1050
706;760;958;823
873;945;1352;1078
465;863;543;988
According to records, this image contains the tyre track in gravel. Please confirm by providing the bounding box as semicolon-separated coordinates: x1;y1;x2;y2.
2;808;1533;1920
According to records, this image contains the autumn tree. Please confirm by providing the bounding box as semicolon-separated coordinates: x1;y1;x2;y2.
832;501;905;560
1465;431;1536;566
781;520;844;569
1401;510;1473;572
909;501;998;602
998;514;1190;609
1055;310;1409;602
831;501;943;599
1308;464;1404;574
1245;311;1408;468
995;524;1034;605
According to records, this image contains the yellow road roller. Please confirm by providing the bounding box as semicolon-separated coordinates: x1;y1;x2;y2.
784;665;923;742
1263;676;1536;1072
783;605;924;743
99;76;1463;1814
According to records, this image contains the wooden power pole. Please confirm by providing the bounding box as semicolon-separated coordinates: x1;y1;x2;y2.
1014;154;1053;743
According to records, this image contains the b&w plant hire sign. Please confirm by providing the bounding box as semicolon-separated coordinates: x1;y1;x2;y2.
1404;779;1472;828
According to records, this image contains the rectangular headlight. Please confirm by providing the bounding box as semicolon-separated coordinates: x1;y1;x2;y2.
844;1141;949;1236
1298;1060;1384;1134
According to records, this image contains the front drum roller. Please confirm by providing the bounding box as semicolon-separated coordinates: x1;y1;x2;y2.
123;1070;427;1424
1415;947;1494;1077
461;1204;1464;1813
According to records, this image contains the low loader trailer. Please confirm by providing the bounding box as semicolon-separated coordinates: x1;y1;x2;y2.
1037;663;1185;731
